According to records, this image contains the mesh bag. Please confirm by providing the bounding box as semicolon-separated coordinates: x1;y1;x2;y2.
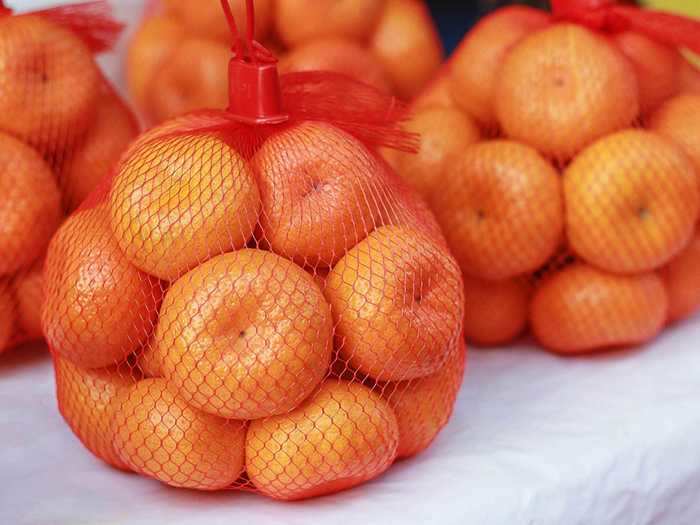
126;0;443;125
44;0;465;500
0;1;137;356
391;0;700;354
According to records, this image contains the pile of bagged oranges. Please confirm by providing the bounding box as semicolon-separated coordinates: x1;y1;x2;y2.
392;5;700;354
0;6;137;355
43;103;465;498
127;0;443;123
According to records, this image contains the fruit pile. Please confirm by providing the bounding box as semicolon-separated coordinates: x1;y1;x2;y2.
393;1;700;354
43;65;465;497
0;2;137;355
127;0;443;124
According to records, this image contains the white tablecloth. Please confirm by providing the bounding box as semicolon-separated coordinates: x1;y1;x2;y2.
2;1;700;523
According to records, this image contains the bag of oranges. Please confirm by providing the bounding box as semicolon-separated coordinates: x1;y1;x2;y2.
0;1;137;356
392;0;700;354
44;0;465;500
126;0;443;125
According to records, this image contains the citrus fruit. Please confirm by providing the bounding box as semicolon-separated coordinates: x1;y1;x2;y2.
496;23;639;160
135;339;162;378
564;129;699;274
530;263;668;354
0;283;14;352
325;225;463;382
154;249;333;420
246;380;399;500
43;206;162;369
660;227;700;323
679;58;700;95
11;261;44;340
112;378;246;490
413;74;455;110
110;132;260;281
432;140;563;280
649;94;700;177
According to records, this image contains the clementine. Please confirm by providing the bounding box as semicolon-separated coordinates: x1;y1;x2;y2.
660;228;700;323
11;262;44;340
649;94;700;177
0;283;14;352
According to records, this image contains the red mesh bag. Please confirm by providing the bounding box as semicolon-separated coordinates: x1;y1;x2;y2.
43;0;465;500
0;1;138;356
391;0;700;355
125;0;443;125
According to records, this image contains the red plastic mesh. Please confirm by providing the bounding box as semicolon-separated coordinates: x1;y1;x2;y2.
398;0;700;355
44;37;466;498
0;1;137;356
126;0;444;125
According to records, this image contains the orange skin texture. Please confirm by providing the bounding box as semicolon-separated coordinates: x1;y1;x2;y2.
432;140;564;281
496;23;640;161
253;121;388;267
0;15;100;151
0;282;14;353
279;38;393;94
154;249;333;420
126;15;185;115
55;357;135;470
564;130;699;274
43;206;162;369
0;132;62;276
147;38;231;123
370;0;443;100
246;380;399;501
384;341;465;459
325;225;464;382
275;0;386;47
660;229;700;323
449;6;550;129
613;31;681;116
110;132;261;281
112;378;246;490
394;107;480;202
679;59;700;95
463;275;531;346
135;339;162;378
11;262;44;340
530;263;668;354
414;74;455;111
61;87;139;211
650;94;700;180
162;0;273;42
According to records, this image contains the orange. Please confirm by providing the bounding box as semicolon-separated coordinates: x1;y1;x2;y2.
449;6;550;129
394;106;480;202
135;339;162;378
155;249;333;420
564;129;699;274
162;0;273;42
109;132;260;281
413;74;455;110
279;38;392;93
11;262;44;340
112;378;246;490
246;380;399;500
0;15;100;150
126;15;185;114
0;132;62;276
384;341;465;459
432;140;563;280
61;86;139;211
530;263;668;354
496;23;639;161
660;228;700;323
325;225;463;382
679;58;700;95
614;31;681;115
275;0;385;47
463;275;531;346
54;356;135;470
0;282;14;352
649;94;700;178
43;206;162;369
253;121;387;267
370;0;443;99
147;38;231;123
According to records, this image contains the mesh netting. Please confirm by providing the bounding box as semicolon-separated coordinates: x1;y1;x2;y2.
44;3;466;495
126;0;444;125
395;0;700;354
0;1;136;356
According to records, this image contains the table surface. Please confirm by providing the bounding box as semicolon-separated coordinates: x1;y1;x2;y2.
3;1;700;524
